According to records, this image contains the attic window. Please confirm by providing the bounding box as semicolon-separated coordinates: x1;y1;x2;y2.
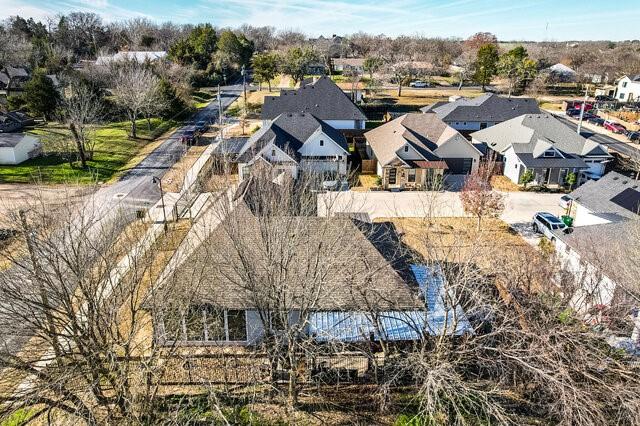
404;145;409;152
271;149;276;157
320;140;324;146
543;150;556;158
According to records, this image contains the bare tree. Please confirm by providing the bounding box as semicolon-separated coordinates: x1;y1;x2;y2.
60;78;104;168
459;162;505;231
111;61;161;139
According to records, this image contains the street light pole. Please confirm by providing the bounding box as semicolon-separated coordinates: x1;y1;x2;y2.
152;176;168;232
577;86;589;135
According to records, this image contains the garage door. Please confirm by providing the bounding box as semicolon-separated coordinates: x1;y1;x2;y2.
443;158;473;174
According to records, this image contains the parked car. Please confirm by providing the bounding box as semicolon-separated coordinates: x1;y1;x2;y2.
409;81;429;88
559;195;572;210
180;130;195;144
587;116;605;126
595;95;614;102
627;131;640;142
604;120;627;133
566;109;582;117
532;212;568;240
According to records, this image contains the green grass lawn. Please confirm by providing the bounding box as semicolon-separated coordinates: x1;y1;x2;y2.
0;118;174;184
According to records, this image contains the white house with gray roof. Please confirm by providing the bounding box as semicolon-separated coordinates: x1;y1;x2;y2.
614;74;640;103
471;113;611;187
261;76;367;130
567;171;640;227
236;112;349;181
420;93;541;132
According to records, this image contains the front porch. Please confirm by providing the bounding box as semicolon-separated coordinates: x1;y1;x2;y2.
380;161;447;191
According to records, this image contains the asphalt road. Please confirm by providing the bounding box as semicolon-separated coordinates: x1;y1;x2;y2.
555;114;640;159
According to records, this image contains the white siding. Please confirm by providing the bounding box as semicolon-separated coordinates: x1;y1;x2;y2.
325;119;364;130
0;138;41;165
615;76;640;103
502;146;522;184
554;239;617;314
397;143;424;161
298;131;347;157
434;135;481;173
0;147;17;165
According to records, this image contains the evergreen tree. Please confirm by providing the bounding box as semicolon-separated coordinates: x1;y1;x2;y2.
473;44;499;91
22;72;60;120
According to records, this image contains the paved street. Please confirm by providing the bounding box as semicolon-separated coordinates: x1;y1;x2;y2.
554;114;640;159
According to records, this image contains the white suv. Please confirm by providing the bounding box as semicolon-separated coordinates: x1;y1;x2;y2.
532;212;567;240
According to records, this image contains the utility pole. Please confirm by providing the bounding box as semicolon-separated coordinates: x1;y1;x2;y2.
241;64;247;135
152;176;168;232
576;86;589;135
217;83;223;127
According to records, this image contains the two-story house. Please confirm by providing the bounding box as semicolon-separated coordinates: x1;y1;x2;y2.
420;93;541;133
236;112;349;181
261;76;367;131
614;75;640;103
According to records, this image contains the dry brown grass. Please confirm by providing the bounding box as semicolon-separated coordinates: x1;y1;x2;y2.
382;217;535;271
161;146;208;192
490;175;521;192
352;174;379;192
369;88;484;108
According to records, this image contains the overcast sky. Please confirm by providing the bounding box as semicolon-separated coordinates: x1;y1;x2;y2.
3;0;640;41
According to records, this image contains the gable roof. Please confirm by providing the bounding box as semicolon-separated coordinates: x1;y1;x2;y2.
162;203;423;311
332;58;365;67
471;113;610;161
421;93;541;123
569;172;640;221
237;112;348;163
549;63;576;75
5;66;28;79
0;133;39;148
365;113;478;167
261;76;366;121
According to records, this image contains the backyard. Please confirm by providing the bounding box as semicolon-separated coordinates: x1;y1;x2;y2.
0;118;178;184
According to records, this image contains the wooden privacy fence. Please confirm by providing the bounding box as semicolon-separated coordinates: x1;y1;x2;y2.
361;160;377;174
147;351;388;387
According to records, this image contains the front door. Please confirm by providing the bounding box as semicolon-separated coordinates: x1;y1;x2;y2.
544;168;551;184
480;122;488;129
388;168;397;185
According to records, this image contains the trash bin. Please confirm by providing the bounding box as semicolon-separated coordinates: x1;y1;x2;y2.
561;215;573;227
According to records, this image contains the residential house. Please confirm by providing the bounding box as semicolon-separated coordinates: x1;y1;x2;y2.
567;171;640;227
148;195;471;352
236;112;349;182
614;75;640;103
332;58;365;73
95;51;168;66
420;93;541;132
0;133;42;165
0;66;30;96
261;76;367;130
365;113;483;190
470;113;611;187
547;63;577;82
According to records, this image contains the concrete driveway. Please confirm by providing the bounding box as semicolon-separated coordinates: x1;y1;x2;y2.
318;189;564;244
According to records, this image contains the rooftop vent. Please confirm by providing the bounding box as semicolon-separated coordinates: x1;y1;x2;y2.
613;176;619;180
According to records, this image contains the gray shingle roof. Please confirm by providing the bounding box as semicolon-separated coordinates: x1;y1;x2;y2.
261;76;367;121
422;93;541;123
237;113;347;163
569;172;640;220
471;113;611;160
0;133;39;148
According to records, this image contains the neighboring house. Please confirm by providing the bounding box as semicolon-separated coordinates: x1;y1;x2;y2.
595;85;616;98
0;133;42;165
0;113;24;133
332;58;365;73
236;112;349;181
614;75;640;103
420;93;541;132
547;63;577;82
307;62;326;75
470;113;611;187
0;66;30;95
95;51;168;66
148;196;471;351
567;171;640;227
365;113;483;189
261;76;367;130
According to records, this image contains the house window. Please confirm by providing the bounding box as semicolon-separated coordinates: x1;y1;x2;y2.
404;145;409;153
271;148;276;157
162;307;247;343
620;93;626;99
623;82;628;88
543;150;555;158
320;140;324;146
408;169;416;183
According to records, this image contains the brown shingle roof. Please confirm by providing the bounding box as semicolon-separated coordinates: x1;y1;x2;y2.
164;203;422;311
